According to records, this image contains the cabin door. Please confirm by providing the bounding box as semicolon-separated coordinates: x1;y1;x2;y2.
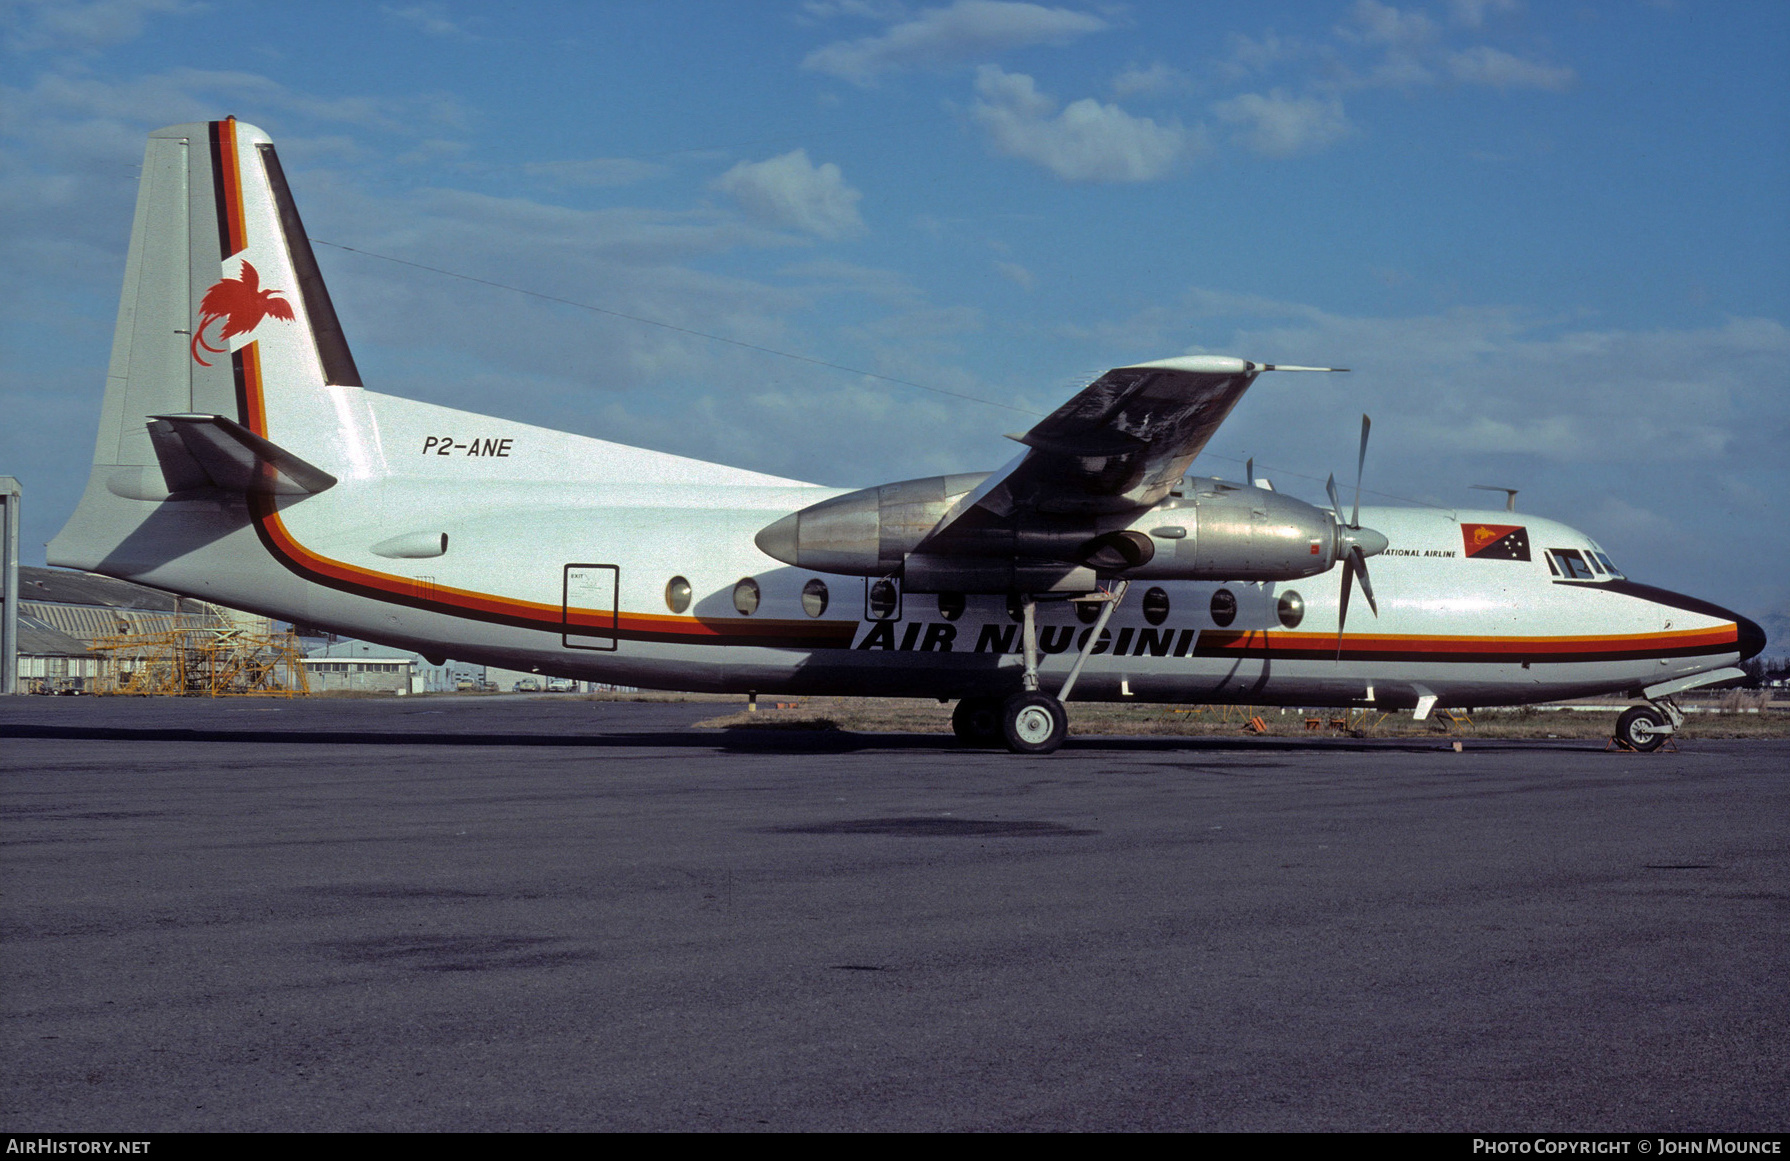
563;564;619;651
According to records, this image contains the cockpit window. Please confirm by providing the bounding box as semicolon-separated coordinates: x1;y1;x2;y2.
1592;550;1624;579
1547;548;1595;580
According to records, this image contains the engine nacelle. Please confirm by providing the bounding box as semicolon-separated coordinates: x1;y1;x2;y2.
753;473;989;576
755;474;1383;589
1122;478;1348;582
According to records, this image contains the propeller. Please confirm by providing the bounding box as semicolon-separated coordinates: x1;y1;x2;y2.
1329;414;1388;658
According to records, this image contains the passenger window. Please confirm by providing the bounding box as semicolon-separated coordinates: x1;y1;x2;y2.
1547;549;1594;580
732;577;760;615
867;579;900;621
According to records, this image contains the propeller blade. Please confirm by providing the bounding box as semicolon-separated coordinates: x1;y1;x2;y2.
1326;472;1343;524
1336;556;1354;659
1246;457;1254;487
1352;414;1370;528
1350;544;1379;617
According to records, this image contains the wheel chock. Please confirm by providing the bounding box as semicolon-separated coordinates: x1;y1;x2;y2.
1605;735;1679;753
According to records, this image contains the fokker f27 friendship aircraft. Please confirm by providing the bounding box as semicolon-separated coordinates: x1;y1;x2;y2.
50;121;1765;753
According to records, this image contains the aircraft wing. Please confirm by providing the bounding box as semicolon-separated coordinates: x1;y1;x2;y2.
919;356;1271;549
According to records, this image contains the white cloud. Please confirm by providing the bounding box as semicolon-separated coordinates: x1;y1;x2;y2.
1315;0;1571;93
523;157;668;188
9;66;466;135
995;260;1035;290
1338;0;1439;48
1448;46;1574;91
801;0;1106;86
3;0;196;53
1449;0;1521;29
1111;62;1191;98
1218;30;1305;82
1213;89;1353;157
380;4;474;39
713;150;865;240
970;66;1196;182
800;0;906;21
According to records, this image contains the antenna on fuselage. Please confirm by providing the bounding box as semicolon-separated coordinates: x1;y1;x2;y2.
1470;485;1519;513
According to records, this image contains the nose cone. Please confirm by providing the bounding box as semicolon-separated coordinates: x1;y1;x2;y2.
1735;612;1766;662
1338;525;1388;560
1615;579;1769;664
755;511;800;566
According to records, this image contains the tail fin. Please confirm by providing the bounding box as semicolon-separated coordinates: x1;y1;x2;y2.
52;118;364;568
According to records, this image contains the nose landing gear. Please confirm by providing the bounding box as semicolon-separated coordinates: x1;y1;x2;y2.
1614;698;1682;752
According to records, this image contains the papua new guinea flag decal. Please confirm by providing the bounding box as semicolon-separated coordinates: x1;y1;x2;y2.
1462;522;1531;560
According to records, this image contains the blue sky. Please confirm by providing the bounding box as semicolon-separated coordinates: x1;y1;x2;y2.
3;0;1787;647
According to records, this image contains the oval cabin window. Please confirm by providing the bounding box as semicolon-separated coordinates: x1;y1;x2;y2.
733;578;760;616
868;579;899;621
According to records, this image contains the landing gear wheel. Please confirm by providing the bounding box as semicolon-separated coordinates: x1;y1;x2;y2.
1615;705;1668;752
1001;691;1068;755
951;696;1003;746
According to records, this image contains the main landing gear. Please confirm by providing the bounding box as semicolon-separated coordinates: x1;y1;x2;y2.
951;692;1069;753
951;696;1003;746
952;583;1131;755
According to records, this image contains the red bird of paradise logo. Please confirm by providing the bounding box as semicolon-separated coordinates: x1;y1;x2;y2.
190;261;295;366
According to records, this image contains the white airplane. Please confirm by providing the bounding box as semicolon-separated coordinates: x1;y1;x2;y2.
49;120;1763;753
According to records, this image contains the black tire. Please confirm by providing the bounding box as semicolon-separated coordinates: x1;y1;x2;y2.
1000;691;1068;755
1615;705;1667;752
951;696;1003;746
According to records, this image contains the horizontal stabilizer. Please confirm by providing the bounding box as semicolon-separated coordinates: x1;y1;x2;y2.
148;413;337;495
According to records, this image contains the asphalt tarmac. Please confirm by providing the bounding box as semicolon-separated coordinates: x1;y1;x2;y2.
2;697;1786;1132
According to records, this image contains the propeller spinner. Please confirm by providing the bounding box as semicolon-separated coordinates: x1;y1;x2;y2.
1328;415;1389;658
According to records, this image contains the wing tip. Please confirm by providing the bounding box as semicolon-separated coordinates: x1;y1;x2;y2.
1122;356;1351;374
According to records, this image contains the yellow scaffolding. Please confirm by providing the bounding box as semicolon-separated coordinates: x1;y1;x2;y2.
87;621;311;697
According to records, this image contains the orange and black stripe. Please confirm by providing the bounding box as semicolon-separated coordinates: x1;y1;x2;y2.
207;117;246;260
1196;623;1743;664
